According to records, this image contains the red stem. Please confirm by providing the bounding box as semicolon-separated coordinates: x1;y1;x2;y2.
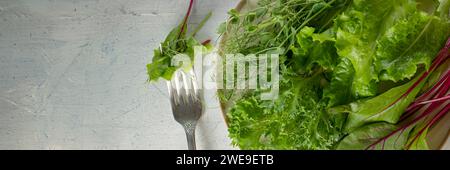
366;80;450;150
401;73;450;121
416;95;450;105
201;39;211;45
405;103;450;149
413;70;450;103
366;37;450;150
178;0;195;39
381;39;449;112
366;100;444;150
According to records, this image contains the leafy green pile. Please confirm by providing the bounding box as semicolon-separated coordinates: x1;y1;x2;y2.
147;0;211;81
220;0;450;150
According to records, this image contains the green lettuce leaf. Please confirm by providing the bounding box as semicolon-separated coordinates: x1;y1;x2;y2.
337;122;410;150
438;0;450;18
329;73;427;132
407;127;430;150
228;74;343;150
290;27;338;75
334;0;402;98
332;0;450;98
324;58;355;107
375;11;450;82
147;13;212;81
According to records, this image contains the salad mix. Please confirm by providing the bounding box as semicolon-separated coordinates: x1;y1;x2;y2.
148;0;450;150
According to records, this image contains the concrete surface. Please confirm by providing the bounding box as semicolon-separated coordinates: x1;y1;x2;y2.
0;0;239;150
0;0;448;150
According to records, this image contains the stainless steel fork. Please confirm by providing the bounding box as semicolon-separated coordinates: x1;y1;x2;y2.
167;70;203;150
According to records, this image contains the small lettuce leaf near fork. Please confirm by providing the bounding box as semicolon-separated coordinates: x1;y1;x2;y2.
147;1;212;81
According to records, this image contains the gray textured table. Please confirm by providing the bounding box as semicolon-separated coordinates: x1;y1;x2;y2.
0;0;238;150
0;0;448;150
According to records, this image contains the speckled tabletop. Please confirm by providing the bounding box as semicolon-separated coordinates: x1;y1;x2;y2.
0;0;238;150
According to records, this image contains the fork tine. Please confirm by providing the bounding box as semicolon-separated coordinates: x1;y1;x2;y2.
188;70;199;98
180;71;190;96
167;79;174;97
174;70;183;96
167;82;175;106
168;71;181;105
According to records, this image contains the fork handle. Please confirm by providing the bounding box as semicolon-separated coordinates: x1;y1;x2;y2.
184;128;196;150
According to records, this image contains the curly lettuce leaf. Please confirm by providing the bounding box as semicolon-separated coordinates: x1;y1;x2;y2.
375;11;450;82
332;0;450;98
228;74;343;150
334;0;402;98
290;27;338;75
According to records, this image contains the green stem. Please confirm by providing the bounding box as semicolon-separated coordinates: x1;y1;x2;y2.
191;11;213;37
